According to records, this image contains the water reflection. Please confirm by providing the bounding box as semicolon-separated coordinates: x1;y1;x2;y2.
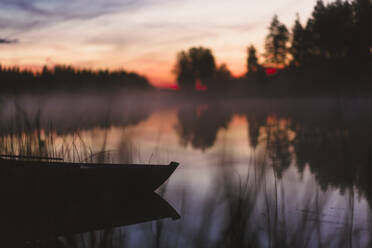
1;93;372;246
0;192;178;247
175;102;232;150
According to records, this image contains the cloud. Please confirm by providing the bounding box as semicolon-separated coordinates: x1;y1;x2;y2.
0;0;162;32
142;21;263;33
0;0;47;15
0;0;136;17
0;38;18;44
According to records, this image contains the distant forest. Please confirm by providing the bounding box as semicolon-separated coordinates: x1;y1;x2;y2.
0;65;152;92
174;0;372;96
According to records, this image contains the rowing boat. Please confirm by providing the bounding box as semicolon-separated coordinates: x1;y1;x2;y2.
0;155;179;196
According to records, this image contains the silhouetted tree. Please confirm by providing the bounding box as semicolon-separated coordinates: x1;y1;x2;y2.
190;47;216;83
210;63;234;91
245;45;267;91
351;0;372;63
290;14;306;67
214;64;233;90
264;15;289;66
305;0;354;61
173;51;196;91
247;45;260;74
173;47;216;90
215;64;232;81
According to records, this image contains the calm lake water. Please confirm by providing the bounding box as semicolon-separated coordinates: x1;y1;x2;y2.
1;91;372;247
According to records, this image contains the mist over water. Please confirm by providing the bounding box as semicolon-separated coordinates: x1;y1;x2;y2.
1;91;372;247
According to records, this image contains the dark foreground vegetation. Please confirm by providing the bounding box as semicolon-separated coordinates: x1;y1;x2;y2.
173;0;372;96
0;65;152;93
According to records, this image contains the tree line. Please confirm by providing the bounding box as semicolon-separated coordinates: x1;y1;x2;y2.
0;65;152;93
174;0;372;96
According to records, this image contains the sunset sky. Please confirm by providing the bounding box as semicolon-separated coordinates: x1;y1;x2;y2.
0;0;319;87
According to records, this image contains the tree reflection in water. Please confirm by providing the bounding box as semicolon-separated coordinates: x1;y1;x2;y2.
175;102;232;151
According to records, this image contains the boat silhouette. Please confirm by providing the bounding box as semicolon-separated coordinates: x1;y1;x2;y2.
0;155;179;196
0;155;180;247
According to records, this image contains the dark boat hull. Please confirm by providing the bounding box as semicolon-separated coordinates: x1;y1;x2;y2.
0;159;179;196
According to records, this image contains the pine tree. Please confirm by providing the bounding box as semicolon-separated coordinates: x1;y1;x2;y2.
290;14;305;66
247;45;260;74
264;15;290;66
